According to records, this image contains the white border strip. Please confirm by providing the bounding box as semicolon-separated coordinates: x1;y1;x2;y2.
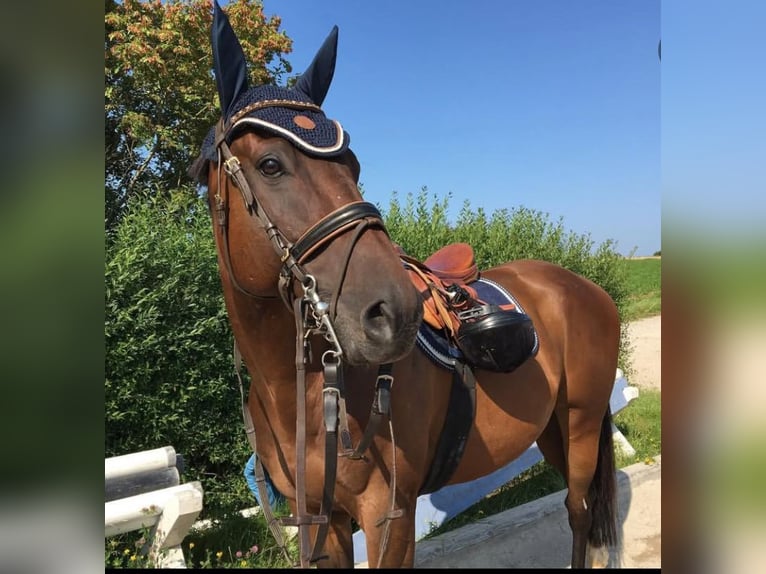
232;117;346;154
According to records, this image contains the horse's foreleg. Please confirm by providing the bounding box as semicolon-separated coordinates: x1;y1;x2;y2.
361;510;416;568
311;511;354;569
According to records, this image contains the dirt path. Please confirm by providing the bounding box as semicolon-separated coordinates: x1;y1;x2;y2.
626;315;661;391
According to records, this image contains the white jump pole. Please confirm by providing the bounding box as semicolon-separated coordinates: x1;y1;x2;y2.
105;446;177;481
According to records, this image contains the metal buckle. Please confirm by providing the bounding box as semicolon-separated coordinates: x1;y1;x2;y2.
223;155;241;175
373;374;393;415
375;374;394;385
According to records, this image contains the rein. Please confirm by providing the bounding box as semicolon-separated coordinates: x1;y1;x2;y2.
215;116;401;567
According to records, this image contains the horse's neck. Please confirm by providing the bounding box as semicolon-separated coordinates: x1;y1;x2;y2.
233;299;298;375
230;296;328;413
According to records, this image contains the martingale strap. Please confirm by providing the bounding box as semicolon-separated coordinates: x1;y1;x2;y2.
279;298;328;568
305;352;347;562
340;364;394;460
232;342;292;563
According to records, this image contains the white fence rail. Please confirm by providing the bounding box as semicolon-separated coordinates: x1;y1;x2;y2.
105;446;203;568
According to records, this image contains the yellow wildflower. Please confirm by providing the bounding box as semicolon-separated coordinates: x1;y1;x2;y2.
130;555;137;562
241;560;248;567
216;551;223;559
189;542;195;549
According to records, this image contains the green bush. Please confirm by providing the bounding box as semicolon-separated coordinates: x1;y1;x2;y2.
105;189;251;516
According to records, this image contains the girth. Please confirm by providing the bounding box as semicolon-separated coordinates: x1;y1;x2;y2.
419;361;477;495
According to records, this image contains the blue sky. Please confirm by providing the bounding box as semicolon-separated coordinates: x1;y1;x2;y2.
255;0;660;256
662;0;766;242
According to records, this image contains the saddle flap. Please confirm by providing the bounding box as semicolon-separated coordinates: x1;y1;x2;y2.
405;266;461;333
456;307;537;373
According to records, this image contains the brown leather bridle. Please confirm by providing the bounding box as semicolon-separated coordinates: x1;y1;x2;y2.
213;117;386;310
214;115;401;567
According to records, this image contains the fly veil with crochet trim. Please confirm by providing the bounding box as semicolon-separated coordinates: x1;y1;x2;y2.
198;20;350;164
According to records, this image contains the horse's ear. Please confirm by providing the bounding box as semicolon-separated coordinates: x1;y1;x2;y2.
294;26;339;106
212;0;248;119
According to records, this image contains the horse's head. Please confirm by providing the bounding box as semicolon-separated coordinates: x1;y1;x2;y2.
190;2;422;365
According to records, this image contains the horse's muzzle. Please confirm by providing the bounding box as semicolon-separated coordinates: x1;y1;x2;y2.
338;286;422;365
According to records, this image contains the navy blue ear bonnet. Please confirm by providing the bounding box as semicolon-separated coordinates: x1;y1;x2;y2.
203;2;350;162
200;85;350;162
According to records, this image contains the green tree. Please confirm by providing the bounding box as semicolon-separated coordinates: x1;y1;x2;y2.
105;0;293;229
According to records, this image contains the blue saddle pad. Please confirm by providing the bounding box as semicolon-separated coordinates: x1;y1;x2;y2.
415;277;539;370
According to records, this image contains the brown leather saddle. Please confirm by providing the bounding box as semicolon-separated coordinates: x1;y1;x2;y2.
399;243;536;374
401;243;511;332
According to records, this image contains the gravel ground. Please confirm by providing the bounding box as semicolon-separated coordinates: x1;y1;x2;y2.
627;315;661;391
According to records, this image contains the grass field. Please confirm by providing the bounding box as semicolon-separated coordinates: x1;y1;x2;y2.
622;257;662;321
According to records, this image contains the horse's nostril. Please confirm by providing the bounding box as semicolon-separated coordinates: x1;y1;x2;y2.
366;301;386;320
362;300;394;340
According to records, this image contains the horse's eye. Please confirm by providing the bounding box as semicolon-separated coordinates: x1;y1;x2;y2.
258;157;282;177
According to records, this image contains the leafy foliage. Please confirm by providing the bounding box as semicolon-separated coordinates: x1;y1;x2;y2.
105;0;293;229
105;189;251;515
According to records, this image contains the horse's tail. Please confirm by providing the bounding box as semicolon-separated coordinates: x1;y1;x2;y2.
588;405;618;547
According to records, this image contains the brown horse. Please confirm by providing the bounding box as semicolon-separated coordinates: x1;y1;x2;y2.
190;3;620;568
